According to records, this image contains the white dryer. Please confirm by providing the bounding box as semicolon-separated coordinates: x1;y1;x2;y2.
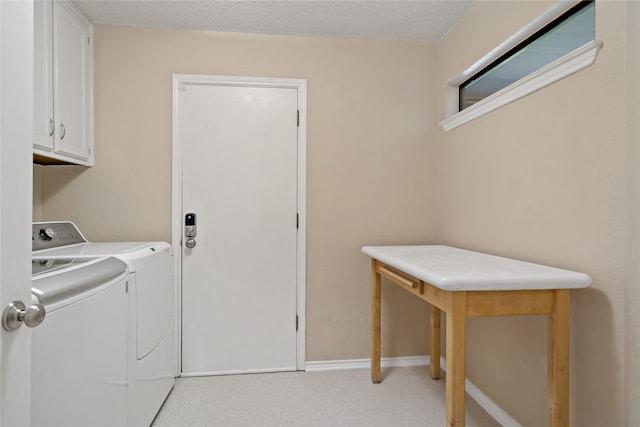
33;222;175;427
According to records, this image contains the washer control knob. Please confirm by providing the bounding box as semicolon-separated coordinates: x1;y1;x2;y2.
39;228;56;241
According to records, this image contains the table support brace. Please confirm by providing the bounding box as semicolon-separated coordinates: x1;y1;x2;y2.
548;289;570;427
371;259;381;384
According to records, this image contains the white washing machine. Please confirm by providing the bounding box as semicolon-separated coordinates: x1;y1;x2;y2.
33;222;176;427
31;256;129;426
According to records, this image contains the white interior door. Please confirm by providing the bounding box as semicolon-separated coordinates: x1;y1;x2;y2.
0;1;34;424
178;81;301;375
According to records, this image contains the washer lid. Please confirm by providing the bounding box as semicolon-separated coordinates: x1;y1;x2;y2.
33;241;162;257
32;257;127;305
32;258;93;276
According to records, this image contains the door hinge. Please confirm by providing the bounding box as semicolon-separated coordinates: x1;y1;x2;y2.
296;110;300;127
296;213;299;229
296;315;299;331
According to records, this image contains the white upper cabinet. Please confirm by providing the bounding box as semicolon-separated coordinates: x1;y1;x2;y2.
33;0;54;154
34;1;93;166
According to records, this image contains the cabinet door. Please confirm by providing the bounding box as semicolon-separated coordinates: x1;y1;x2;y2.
33;0;54;152
52;1;93;163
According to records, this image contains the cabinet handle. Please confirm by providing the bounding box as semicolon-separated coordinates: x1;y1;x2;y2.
48;118;55;137
59;122;66;140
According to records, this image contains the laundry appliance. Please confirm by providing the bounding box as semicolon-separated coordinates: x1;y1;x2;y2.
30;256;129;426
33;222;175;426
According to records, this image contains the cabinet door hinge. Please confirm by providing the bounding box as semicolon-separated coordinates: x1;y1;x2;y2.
296;315;299;331
296;213;299;229
296;110;300;127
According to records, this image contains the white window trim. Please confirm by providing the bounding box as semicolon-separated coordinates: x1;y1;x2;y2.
440;40;602;132
440;0;602;132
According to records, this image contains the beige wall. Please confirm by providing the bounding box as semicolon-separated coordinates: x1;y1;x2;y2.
33;165;42;221
625;0;640;425
437;1;635;426
38;27;439;360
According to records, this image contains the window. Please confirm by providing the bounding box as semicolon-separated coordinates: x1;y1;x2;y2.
460;1;594;111
440;0;602;131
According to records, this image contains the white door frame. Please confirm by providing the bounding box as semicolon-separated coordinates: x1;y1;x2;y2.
171;74;307;373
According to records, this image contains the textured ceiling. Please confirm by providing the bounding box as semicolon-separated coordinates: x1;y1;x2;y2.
72;1;476;42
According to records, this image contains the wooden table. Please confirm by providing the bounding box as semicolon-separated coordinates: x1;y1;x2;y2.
362;245;591;427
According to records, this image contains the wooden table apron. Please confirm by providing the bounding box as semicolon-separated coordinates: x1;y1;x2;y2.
370;258;571;427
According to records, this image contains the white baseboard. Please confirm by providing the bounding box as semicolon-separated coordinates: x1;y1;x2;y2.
305;355;428;371
305;356;521;427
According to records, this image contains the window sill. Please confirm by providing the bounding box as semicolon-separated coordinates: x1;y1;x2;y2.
439;40;603;132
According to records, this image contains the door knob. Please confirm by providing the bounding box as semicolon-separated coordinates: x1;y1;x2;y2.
2;300;46;332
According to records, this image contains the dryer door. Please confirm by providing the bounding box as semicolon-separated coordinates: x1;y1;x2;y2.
134;245;173;359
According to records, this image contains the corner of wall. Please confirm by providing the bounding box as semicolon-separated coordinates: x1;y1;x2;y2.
33;164;42;221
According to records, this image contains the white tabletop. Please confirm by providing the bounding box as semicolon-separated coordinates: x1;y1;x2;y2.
362;245;591;291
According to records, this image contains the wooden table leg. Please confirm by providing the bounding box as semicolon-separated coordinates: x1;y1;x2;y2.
446;292;466;427
371;259;382;384
430;305;441;380
548;289;570;427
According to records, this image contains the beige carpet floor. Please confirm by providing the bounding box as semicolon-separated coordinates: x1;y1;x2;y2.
152;366;501;426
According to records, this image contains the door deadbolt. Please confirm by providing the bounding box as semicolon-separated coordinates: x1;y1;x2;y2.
2;300;46;332
185;213;197;248
185;213;197;237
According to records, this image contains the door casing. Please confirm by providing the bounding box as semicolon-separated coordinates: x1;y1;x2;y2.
171;74;307;374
